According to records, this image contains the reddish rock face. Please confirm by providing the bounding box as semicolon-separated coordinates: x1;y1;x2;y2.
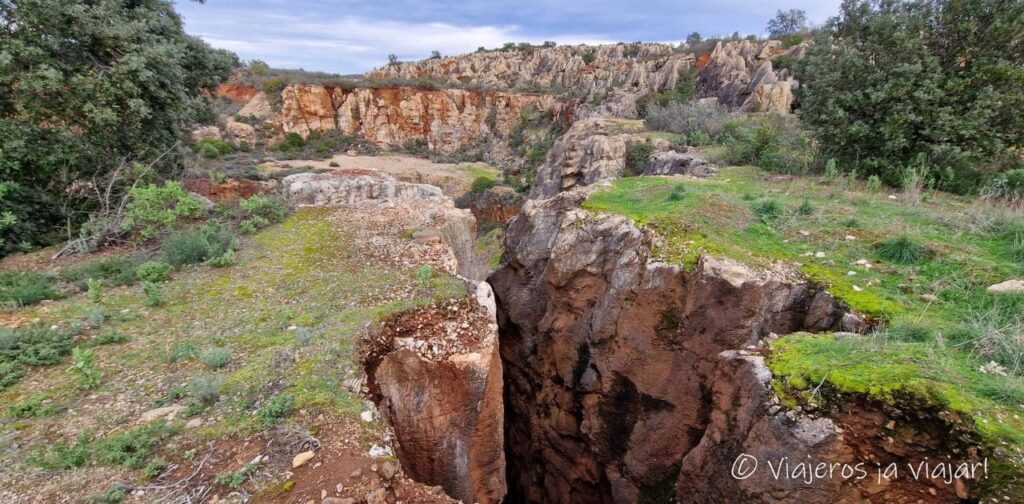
274;85;571;153
216;82;260;102
183;177;272;201
468;186;523;225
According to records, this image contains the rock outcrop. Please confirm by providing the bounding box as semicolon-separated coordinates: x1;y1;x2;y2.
275;85;570;153
487;187;902;503
366;282;506;504
367;44;695;118
529;118;711;199
468;185;523;225
696;40;808;113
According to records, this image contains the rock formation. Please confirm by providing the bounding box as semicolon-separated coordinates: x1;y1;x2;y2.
486;166;1001;502
275;85;570;153
696;39;808;113
468;185;523;225
367;44;694;118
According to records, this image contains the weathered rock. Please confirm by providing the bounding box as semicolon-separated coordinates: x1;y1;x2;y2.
365;281;506;504
529;118;646;199
183;177;277;202
216;82;259;102
467;185;523;225
191;125;222;141
275;85;570;153
489;188;868;503
282;170;444;207
367;43;694;118
696;40;805;113
642;149;714;177
224;118;257;144
138;405;186;423
292;451;315;468
237;92;273;120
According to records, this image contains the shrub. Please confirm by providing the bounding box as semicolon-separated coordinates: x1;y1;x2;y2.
720;116;816;174
239;195;287;233
796;198;814;216
195;138;233;158
85;306;106;329
89;485;127;504
270;132;305;152
95;422;179;469
0;324;73;372
142;281;164;307
644;99;732;141
161;223;236;267
216;463;257;490
866;175;882;191
70;346;101;389
188;374;222;405
625;140;654;176
199;347;232;369
0;271;57;306
92;332;130;346
31;432;91;470
262;76;288;95
61;257;139;289
256;392;295;427
824;158;839;183
876;236;927;264
294;327;313;347
204;249;235;268
166;341;197;363
582;50;596;65
8;395;60;418
123;182;204;240
415;265;433;286
135;261;173;283
470;176;497;194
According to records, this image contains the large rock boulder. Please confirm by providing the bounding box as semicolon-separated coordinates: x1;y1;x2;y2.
696;40;805;113
282;170;445;206
643;149;714;177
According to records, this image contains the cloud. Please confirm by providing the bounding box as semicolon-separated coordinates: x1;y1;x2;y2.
176;0;840;74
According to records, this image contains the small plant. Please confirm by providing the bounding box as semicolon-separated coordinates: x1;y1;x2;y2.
624;140;654;176
199;347;232;369
204;249;235;268
216;462;257;489
666;185;685;202
85;306;106;329
135;261;173;283
71;346;102;389
61;258;139;289
95;422;179;469
31;432;91;470
187;374;223;405
256;392;296;427
85;278;103;304
883;322;933;343
753;199;783;225
89;484;127;504
0;271;58;306
866;175;882;191
796;197;814;216
294;327;313;347
161;223;236;267
142;281;164;307
7;395;59;418
1;324;74;390
876;235;927;264
239;195;288;233
92;332;130;346
824;158;839;183
195;138;233;159
470;175;497;194
166;341;197;363
415;265;433;286
582;50;596;65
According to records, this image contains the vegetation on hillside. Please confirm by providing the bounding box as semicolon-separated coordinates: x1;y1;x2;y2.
0;0;237;255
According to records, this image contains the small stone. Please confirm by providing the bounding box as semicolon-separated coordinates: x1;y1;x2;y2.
346;149;358;157
847;271;857;276
292;450;315;468
349;468;363;480
987;279;1024;294
370;463;378;473
323;499;355;504
138;405;186;423
888;194;898;200
360;410;375;422
287;325;298;331
844;235;856;240
380;461;398;481
852;285;863;292
185;418;203;429
814;251;826;258
921;294;939;302
336;483;344;494
321;490;327;499
954;478;969;499
798;230;810;236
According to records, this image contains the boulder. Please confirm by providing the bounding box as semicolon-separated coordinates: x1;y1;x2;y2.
224;118;257;144
643;149;714;177
987;279;1024;294
237;92;273;120
191;125;222;141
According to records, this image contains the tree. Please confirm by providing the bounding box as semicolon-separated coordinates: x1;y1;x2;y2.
249;59;270;76
387;54;399;66
429;50;442;60
766;9;808;38
0;0;237;255
686;32;703;47
797;0;1024;191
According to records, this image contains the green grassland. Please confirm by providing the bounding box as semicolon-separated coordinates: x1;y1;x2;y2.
0;208;466;489
582;166;1024;457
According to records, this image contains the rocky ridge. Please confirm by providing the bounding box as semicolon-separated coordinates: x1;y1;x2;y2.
696;39;809;113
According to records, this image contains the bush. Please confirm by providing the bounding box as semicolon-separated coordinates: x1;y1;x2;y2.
199;347;232;369
262;76;288;95
61;257;139;289
216;463;257;490
644;99;732;141
470;176;497;194
0;271;57;306
123;182;204;240
270;132;305;152
135;261;173;283
866;175;882;191
204;249;235;268
166;341;197;363
188;374;223;405
753;199;783;224
719;115;816;174
89;485;127;504
636;68;699;117
876;236;927;264
625;140;654;176
95;422;179;469
195;138;233;158
8;395;60;418
256;392;296;427
0;325;73;375
161;223;236;267
85;306;105;329
92;332;130;346
86;279;103;304
582;50;596;65
239;195;287;233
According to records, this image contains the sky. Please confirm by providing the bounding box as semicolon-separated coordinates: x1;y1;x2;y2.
175;0;842;75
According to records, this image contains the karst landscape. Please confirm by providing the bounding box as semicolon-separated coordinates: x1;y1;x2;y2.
1;1;1023;503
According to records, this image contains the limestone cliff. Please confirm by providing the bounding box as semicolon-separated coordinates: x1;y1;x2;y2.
367;43;694;118
275;85;570;153
696;39;809;113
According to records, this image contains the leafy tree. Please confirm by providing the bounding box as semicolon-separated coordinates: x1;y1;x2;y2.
387;53;399;66
686;32;703;47
767;9;809;38
0;0;236;256
429;50;442;60
797;0;1024;190
248;59;270;76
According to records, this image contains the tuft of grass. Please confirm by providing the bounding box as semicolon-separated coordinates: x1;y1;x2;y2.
91;332;130;346
216;462;257;490
256;392;295;427
876;235;927;264
753;199;783;224
94;422;180;469
188;374;223;406
166;341;198;363
85;306;106;329
61;257;139;290
7;395;61;418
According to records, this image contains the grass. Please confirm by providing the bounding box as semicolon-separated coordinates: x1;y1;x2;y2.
0;207;471;496
582;166;1024;458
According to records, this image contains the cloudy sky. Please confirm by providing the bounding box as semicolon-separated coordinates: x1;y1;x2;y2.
176;0;842;75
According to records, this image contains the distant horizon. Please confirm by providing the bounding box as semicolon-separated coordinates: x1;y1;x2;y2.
176;0;840;74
